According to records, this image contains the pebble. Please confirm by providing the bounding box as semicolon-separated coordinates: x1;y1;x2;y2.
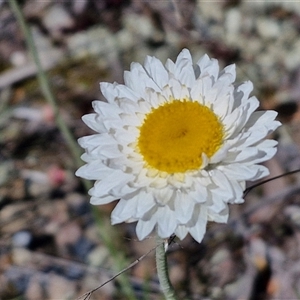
5;266;31;295
0;160;13;186
225;9;241;44
87;245;110;267
55;222;82;247
46;273;76;299
123;14;155;40
43;4;74;34
10;51;27;67
67;26;115;60
71;236;95;261
12;231;32;248
256;18;281;39
20;169;51;197
285;39;300;71
284;206;300;227
66;192;90;215
65;264;85;280
25;275;44;300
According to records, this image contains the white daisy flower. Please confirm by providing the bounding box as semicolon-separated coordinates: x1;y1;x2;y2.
76;49;280;243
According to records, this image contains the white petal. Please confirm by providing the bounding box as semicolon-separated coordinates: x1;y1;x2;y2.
201;76;214;104
111;183;137;198
188;205;208;243
190;78;205;104
219;64;236;83
250;164;270;180
175;225;188;240
218;163;264;181
76;163;111;180
82;113;106;133
175;191;195;223
227;147;258;163
90;194;117;205
157;206;177;238
91;170;134;196
245;110;281;133
135;191;156;218
100;82;139;104
144;55;169;89
78;134;102;149
92;100;122;116
233;81;253;109
165;58;175;74
189;180;208;203
208;206;229;223
208;194;227;213
168;78;186;99
136;218;157;240
210;169;234;198
124;62;160;96
80;134;122;159
154;188;174;205
174;49;195;88
210;142;232;164
213;90;233;119
111;198;138;224
196;55;219;82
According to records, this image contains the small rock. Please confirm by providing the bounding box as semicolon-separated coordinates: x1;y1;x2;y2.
12;231;32;248
55;222;82;249
65;264;85;280
43;5;74;34
225;9;241;44
10;51;27;67
12;248;32;266
284;205;300;226
25;276;44;300
256;18;281;39
5;266;30;294
87;245;110;267
71;236;95;261
123;14;155;40
46;273;76;299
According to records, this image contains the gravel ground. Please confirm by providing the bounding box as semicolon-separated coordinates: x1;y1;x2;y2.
1;1;300;299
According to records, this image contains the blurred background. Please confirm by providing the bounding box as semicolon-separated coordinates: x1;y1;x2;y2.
1;0;300;299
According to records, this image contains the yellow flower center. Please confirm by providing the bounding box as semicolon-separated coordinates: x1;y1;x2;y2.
137;100;224;173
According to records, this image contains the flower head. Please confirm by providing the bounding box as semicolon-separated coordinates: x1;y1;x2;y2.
76;49;280;242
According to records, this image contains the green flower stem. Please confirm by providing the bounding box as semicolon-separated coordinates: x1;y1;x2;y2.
156;235;178;300
10;2;136;299
9;0;83;171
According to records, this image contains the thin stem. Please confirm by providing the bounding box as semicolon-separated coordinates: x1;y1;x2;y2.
156;235;178;300
244;168;300;197
10;2;136;299
9;0;83;171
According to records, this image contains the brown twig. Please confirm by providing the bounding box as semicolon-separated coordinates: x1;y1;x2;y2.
76;239;165;300
243;168;300;197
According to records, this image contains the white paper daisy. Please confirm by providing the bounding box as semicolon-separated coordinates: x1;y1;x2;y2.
76;49;280;243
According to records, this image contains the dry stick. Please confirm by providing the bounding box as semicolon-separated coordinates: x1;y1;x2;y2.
243;168;300;197
77;240;165;300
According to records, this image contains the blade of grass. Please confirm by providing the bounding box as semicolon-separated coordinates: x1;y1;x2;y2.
9;1;136;298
